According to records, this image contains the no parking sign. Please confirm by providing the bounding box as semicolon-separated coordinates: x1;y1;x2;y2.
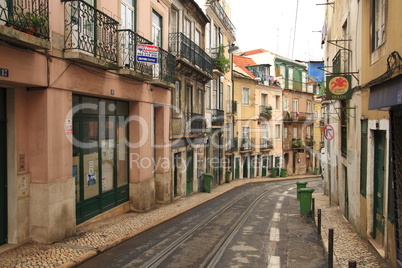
324;125;334;140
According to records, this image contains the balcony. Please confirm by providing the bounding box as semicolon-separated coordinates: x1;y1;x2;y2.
208;1;235;36
169;32;213;80
260;138;274;151
305;138;316;147
212;109;224;126
226;138;238;153
226;100;237;114
292;138;304;149
0;0;50;49
118;29;153;79
240;137;255;152
188;113;205;135
151;47;176;88
64;0;118;69
259;105;272;120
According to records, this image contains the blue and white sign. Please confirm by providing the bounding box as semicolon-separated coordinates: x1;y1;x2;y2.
137;44;159;64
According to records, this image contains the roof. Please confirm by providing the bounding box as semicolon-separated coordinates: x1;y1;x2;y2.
233;55;257;78
242;49;269;56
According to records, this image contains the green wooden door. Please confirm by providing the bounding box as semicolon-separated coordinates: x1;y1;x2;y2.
0;90;7;245
235;158;240;179
250;156;255;178
186;150;193;195
373;131;386;239
262;157;267;177
243;157;248;178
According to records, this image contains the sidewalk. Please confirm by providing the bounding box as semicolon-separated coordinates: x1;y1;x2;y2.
0;175;390;267
313;192;392;268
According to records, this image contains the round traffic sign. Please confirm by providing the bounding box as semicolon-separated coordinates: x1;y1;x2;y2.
324;125;334;140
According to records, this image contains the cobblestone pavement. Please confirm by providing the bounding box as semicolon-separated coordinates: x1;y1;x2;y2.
313;192;392;268
0;175;392;267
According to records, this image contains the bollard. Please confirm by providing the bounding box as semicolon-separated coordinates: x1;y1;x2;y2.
318;209;321;237
348;260;357;268
312;198;315;219
328;228;334;268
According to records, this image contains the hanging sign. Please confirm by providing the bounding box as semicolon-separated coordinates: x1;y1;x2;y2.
136;44;159;64
326;75;352;100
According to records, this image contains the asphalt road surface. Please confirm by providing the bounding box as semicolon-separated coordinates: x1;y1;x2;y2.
78;178;327;268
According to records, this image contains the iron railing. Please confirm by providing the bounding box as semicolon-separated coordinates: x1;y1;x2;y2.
260;138;274;150
189;113;204;134
118;29;153;75
169;32;213;76
226;138;238;152
0;0;49;39
153;47;176;84
240;137;255;152
212;109;224;126
64;0;118;63
209;1;235;36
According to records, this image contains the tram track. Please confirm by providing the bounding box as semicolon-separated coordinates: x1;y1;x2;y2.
140;180;298;268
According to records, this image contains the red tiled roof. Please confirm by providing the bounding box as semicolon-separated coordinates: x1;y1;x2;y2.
233;55;256;78
242;49;268;56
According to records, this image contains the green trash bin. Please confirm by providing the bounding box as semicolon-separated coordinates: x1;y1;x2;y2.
298;188;315;217
203;173;213;193
280;168;287;177
225;170;232;183
296;181;308;200
313;167;319;175
271;168;278;178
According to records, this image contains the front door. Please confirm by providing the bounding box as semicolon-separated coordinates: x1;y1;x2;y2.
186;150;193;195
243;156;248;178
0;89;7;245
250;156;255;178
173;153;180;197
235;157;240;179
262;157;267;177
373;130;386;242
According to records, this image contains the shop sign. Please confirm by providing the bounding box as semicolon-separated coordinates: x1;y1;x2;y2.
326;75;352;100
136;44;159;64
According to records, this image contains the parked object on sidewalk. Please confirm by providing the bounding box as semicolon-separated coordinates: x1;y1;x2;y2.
225;170;231;183
313;167;319;175
271;168;278;178
203;173;213;193
296;181;308;200
280;168;287;177
298;188;315;217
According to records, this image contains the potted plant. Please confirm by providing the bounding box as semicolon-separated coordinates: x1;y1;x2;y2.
292;138;303;148
260;105;272;119
8;12;47;36
212;45;230;73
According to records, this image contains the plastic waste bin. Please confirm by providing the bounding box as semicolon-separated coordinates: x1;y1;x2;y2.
271;168;278;178
298;188;315;217
203;173;213;193
296;181;308;200
280;168;287;177
313;167;319;175
225;170;232;183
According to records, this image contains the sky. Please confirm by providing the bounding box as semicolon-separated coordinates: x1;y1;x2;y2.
228;0;325;61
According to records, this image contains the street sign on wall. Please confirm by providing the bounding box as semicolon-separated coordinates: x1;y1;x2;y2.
136;44;159;64
324;124;334;140
326;75;352;100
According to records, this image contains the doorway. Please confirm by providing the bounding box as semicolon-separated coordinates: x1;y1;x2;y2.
373;130;386;243
173;153;180;197
186;150;193;195
0;89;7;245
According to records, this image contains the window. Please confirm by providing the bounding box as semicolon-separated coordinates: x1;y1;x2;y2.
275;156;280;168
205;82;211;110
242;126;250;140
261;93;267;106
373;0;386;50
206;22;211;51
261;124;269;145
306;126;311;139
275;95;280;110
293;127;298;139
275;124;281;139
198;89;203;114
302;71;307;91
184;17;191;38
242;87;249;105
268;155;274;170
212;79;217;109
195;29;201;46
280;65;286;76
152;11;162;46
170;7;179;33
292;99;299;112
284;98;289;110
121;0;135;30
288;67;294;89
307;101;312;113
219;82;224;110
173;81;180;112
283;127;288;139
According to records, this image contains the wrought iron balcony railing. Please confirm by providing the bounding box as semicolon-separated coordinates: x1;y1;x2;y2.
240;137;255;152
118;29;153;76
0;0;49;39
259;105;272;120
212;109;224;126
188;113;205;134
226;138;238;153
64;0;118;63
169;32;213;76
152;47;176;84
260;138;274;151
208;1;235;36
226;100;237;114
